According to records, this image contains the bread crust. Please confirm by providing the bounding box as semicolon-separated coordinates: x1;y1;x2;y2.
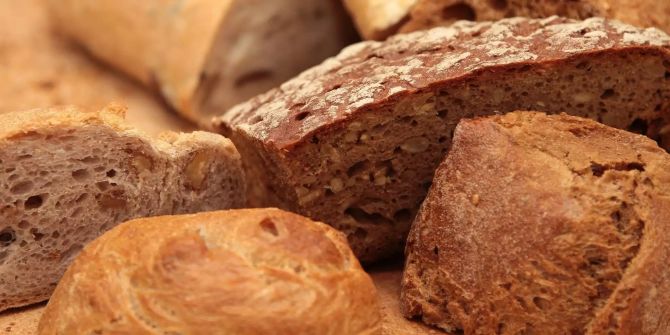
0;105;246;312
38;208;381;335
401;112;670;334
344;0;670;40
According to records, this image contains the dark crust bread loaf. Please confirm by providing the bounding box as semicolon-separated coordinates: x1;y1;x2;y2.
38;209;381;335
401;112;670;334
344;0;670;40
215;16;670;262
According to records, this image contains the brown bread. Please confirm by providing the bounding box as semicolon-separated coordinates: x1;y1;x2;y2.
215;17;670;263
401;112;670;334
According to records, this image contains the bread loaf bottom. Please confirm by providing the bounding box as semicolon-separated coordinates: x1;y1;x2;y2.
401;112;670;334
0;105;245;312
38;209;381;335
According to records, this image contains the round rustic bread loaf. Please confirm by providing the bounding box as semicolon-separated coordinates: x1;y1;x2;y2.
38;208;381;335
401;112;670;334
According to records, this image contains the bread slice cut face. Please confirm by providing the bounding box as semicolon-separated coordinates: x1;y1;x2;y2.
0;105;245;311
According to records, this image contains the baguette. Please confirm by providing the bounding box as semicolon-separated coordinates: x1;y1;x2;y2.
38;209;380;335
215;17;670;262
48;0;357;124
402;112;670;334
0;105;245;312
344;0;670;40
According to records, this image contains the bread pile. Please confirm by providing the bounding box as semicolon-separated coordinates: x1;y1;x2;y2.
2;1;670;334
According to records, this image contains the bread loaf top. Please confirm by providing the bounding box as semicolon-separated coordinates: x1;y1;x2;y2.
217;17;670;149
38;208;381;335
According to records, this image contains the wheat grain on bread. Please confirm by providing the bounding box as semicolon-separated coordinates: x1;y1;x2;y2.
0;105;245;312
344;0;670;40
38;208;381;335
401;112;670;334
48;0;357;124
215;16;670;263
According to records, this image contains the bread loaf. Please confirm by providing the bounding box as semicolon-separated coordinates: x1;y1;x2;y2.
47;0;357;124
401;112;670;334
38;208;381;335
344;0;670;40
0;105;245;312
215;17;670;263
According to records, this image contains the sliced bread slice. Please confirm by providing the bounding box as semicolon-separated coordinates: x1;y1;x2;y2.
0;105;245;311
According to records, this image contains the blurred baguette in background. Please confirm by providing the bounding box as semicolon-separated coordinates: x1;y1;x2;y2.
0;0;191;135
48;0;358;125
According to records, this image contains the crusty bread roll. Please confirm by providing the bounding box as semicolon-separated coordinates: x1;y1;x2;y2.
401;112;670;334
215;16;670;263
38;208;381;335
47;0;357;124
344;0;670;40
0;105;245;312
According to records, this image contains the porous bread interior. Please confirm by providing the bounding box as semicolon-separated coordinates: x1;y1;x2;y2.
239;50;670;263
0;125;244;311
195;0;355;121
401;113;661;334
397;0;602;36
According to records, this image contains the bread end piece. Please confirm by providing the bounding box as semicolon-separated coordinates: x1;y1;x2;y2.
401;112;670;334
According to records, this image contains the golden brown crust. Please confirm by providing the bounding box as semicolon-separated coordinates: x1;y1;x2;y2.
38;209;381;335
401;112;670;334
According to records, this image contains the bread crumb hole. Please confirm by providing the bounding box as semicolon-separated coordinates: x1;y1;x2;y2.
488;0;507;10
30;228;45;241
106;169;116;178
25;195;43;210
72;169;90;181
441;3;476;21
532;296;550;310
295;111;310;121
0;228;16;247
601;89;616;99
259;218;279;237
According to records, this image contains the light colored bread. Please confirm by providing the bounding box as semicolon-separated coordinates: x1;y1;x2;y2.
38;208;381;335
0;105;245;312
344;0;670;40
0;0;191;135
401;112;670;334
47;0;357;125
215;17;670;263
0;304;44;335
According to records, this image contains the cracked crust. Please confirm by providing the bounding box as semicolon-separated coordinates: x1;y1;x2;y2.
401;112;670;334
38;209;381;335
344;0;670;40
0;105;246;312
